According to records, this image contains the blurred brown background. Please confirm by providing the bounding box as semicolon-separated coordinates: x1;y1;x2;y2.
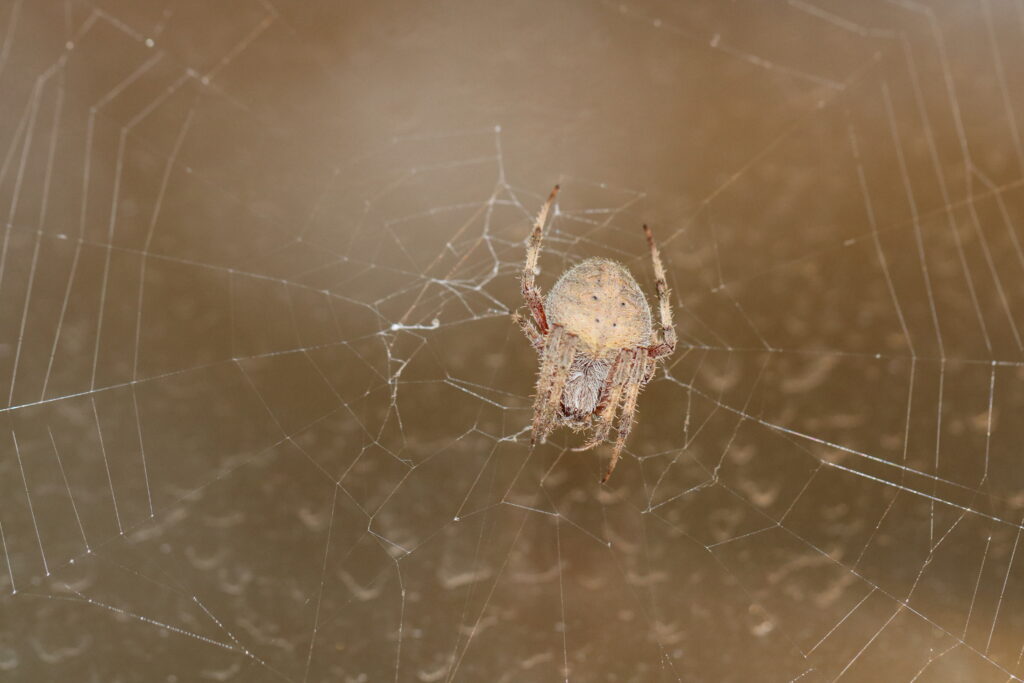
2;0;1024;681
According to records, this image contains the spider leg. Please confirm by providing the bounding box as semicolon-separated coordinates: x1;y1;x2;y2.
602;354;649;483
531;326;561;444
539;331;577;442
512;310;544;350
643;224;676;359
642;360;658;385
531;326;576;445
521;185;560;333
572;348;632;452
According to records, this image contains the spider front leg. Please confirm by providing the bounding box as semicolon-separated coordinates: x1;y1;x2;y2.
532;326;577;445
521;185;560;333
643;224;676;359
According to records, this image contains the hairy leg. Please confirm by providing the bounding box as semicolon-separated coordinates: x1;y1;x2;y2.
642;354;661;384
573;348;632;452
643;224;676;359
512;311;544;350
602;355;648;483
531;326;576;445
521;185;560;333
538;332;576;444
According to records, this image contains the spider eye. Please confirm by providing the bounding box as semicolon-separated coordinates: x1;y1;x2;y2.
613;323;617;327
620;302;626;307
595;318;600;323
592;295;598;300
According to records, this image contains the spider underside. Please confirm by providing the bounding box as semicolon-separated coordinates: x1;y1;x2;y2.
515;185;677;482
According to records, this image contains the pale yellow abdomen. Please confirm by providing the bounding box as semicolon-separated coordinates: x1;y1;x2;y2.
545;258;652;358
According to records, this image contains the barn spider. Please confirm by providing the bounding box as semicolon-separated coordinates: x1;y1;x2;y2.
513;185;676;482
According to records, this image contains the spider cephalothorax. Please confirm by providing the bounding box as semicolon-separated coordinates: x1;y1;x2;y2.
514;185;676;482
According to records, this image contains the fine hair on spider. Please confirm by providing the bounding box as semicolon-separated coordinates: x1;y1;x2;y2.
514;185;676;482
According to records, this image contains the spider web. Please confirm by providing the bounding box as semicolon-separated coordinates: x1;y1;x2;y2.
2;0;1024;681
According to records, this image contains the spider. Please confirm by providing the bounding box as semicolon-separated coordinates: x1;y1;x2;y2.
513;185;677;482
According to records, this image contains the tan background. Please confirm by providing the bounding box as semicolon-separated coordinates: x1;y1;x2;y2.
2;0;1024;680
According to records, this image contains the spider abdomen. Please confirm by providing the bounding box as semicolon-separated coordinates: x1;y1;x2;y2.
545;258;653;357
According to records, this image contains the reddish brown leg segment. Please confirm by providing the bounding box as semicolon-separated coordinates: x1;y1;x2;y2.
521;185;560;333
